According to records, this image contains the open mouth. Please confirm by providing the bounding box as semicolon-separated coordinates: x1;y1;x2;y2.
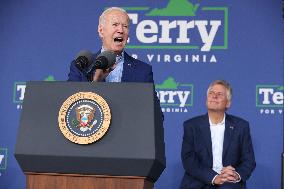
114;37;123;43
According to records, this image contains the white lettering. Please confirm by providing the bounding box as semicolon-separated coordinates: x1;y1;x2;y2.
273;92;283;105
128;13;138;43
167;91;177;103
196;20;221;51
0;155;4;164
157;91;190;107
147;54;217;63
260;109;283;114
136;20;158;43
17;85;26;101
129;14;221;51
259;88;283;104
147;54;154;62
259;88;273;104
164;54;170;62
174;55;182;62
158;91;168;103
192;55;199;62
176;21;194;43
210;55;217;63
177;91;190;107
159;20;176;43
161;107;188;113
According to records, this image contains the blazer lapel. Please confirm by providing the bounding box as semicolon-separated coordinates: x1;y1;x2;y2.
94;51;100;59
121;52;134;82
199;114;213;160
222;114;235;159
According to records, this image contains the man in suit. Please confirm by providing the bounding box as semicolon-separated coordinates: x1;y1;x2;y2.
68;7;153;83
180;80;256;189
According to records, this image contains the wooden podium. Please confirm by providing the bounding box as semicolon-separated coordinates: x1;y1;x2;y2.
26;173;153;189
15;82;165;189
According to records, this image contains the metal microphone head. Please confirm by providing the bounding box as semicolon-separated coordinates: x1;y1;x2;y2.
95;51;117;69
75;50;93;71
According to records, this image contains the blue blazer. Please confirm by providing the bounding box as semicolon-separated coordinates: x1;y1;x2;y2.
67;51;154;83
180;114;256;189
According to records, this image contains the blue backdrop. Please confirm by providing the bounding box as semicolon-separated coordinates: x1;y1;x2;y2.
0;0;283;189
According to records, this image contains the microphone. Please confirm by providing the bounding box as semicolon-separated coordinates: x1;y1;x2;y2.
85;51;117;74
74;50;117;82
74;50;93;75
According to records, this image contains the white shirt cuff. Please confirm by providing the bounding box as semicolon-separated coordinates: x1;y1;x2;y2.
234;171;241;183
211;174;219;185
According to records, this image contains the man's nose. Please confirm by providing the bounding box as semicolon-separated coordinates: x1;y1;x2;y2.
117;25;123;33
211;92;218;98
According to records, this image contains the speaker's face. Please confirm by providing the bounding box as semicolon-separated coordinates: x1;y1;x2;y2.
98;9;129;55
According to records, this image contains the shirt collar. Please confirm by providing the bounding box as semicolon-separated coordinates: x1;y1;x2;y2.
209;114;226;126
100;47;124;58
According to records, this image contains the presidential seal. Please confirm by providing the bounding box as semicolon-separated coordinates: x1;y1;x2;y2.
58;92;111;144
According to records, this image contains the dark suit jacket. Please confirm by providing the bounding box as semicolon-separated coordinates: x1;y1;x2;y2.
67;51;153;83
180;114;256;189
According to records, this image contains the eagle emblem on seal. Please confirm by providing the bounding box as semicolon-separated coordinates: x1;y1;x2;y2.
73;105;98;132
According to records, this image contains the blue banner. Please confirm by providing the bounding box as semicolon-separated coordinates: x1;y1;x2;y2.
0;0;283;188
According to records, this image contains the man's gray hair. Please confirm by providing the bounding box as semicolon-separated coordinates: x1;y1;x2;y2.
99;7;129;26
207;80;232;101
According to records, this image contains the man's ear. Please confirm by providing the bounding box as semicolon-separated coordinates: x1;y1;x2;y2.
226;100;231;109
98;25;103;38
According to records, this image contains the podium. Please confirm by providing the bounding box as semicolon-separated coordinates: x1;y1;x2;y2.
15;81;165;189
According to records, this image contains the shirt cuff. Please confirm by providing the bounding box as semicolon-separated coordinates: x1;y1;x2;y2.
211;174;219;185
234;171;241;183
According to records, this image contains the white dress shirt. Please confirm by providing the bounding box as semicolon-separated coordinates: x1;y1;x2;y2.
209;114;226;174
209;114;242;185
